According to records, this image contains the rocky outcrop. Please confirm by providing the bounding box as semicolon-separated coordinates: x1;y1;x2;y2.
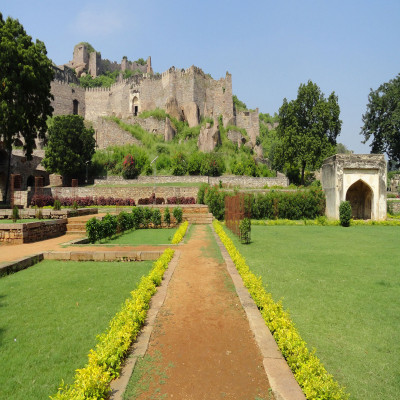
165;96;182;121
197;121;221;152
164;117;176;141
181;102;200;127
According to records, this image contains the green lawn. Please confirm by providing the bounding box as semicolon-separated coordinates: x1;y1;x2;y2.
98;228;178;245
225;225;400;400
0;259;153;400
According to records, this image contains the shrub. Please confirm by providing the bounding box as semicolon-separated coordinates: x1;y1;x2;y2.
117;212;130;233
164;207;171;226
102;214;117;238
151;209;162;227
204;186;226;220
239;218;251;244
53;199;61;211
339;201;352;227
12;205;19;222
31;194;54;207
200;153;225;177
173;207;183;224
197;183;209;204
142;207;153;228
171;152;187;176
122;154;140;179
72;201;79;210
131;207;143;229
166;196;195;205
86;217;101;243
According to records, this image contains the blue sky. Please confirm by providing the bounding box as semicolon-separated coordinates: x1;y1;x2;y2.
2;0;399;153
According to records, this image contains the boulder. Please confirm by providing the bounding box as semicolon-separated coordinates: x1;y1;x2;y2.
165;96;182;121
181;102;200;127
197;120;221;152
164;117;176;141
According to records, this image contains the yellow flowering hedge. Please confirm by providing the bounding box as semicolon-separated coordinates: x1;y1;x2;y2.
50;248;175;400
171;220;189;244
213;220;348;400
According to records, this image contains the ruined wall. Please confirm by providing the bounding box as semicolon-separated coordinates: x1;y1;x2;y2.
235;109;260;145
92;118;141;149
51;81;86;117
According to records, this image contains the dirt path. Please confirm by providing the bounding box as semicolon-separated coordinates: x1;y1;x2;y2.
124;225;270;400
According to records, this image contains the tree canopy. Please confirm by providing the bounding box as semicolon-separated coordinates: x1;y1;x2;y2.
274;80;341;184
0;13;54;158
360;73;400;163
42;115;95;180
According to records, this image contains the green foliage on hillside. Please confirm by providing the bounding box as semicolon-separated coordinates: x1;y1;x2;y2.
91;111;275;178
232;95;248;111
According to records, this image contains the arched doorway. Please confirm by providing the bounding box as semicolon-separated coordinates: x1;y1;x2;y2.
345;180;372;219
132;97;139;116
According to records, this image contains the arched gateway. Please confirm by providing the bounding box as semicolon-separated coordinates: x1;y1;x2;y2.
321;154;387;221
345;180;372;219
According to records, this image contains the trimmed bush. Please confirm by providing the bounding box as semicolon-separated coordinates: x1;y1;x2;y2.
172;207;183;224
204;185;226;220
339;201;352;227
151;209;162;227
164;207;171;226
197;183;209;204
171;221;189;244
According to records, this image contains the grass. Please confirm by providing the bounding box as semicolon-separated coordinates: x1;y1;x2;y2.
0;259;153;400
224;225;400;400
199;225;224;263
96;228;178;245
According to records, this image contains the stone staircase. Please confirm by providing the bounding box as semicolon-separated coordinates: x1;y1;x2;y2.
66;214;104;235
181;205;213;224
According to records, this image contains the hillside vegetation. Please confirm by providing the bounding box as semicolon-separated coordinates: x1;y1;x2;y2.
91;109;275;179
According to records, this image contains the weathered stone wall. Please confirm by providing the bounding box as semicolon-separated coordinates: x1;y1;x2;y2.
122;117;165;135
388;200;400;214
235;109;260;144
50;185;199;201
94;174;289;188
92;118;141;149
51;81;86;117
0;219;67;244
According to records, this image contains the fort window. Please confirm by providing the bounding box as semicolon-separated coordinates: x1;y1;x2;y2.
73;99;79;115
132;97;139;116
345;180;372;220
27;175;35;188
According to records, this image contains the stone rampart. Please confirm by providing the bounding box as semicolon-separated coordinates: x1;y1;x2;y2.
94;174;289;188
51;81;86;117
235;109;260;144
388;200;400;214
122;117;165;135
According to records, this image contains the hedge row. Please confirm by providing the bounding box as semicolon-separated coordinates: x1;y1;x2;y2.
86;207;183;243
213;220;348;400
50;248;175;400
31;195;136;208
171;221;189;244
201;186;326;221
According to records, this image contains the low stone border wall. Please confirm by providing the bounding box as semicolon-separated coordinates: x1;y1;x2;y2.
0;219;67;244
388;200;400;214
43;250;164;261
0;251;165;277
0;208;98;220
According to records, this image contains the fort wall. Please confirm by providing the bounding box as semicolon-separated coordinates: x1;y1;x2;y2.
51;81;86;117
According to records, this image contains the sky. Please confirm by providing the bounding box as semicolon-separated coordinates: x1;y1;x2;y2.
1;0;399;154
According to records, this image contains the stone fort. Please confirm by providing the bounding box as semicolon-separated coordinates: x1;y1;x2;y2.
51;43;260;146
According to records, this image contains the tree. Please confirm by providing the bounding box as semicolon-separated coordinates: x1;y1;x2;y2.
42;115;95;181
336;142;353;154
360;73;400;163
274;81;341;184
0;13;54;199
